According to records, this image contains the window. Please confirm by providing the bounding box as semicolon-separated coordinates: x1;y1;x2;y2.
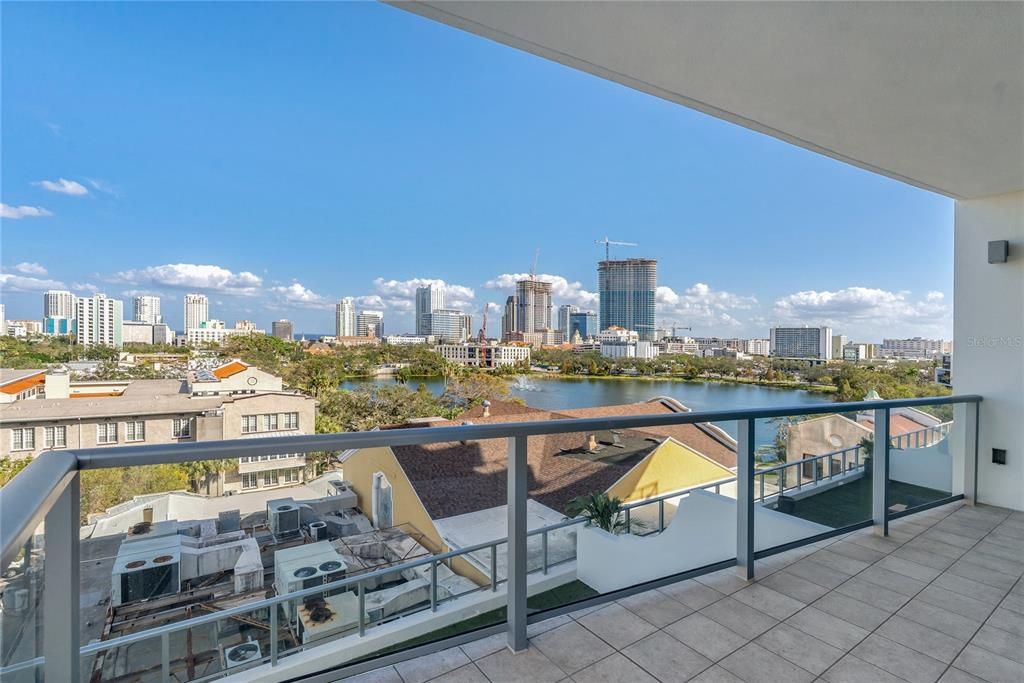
241;415;258;433
125;421;145;442
241;473;258;489
172;418;192;439
11;428;35;451
263;469;278;486
97;423;118;445
282;412;299;430
263;413;278;431
283;468;300;484
44;426;66;449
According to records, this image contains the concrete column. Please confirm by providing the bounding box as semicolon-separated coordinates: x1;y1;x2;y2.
954;192;1024;510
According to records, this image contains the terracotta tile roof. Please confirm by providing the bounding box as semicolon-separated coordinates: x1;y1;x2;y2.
861;414;933;436
394;399;737;519
0;371;46;395
213;360;249;379
459;400;548;418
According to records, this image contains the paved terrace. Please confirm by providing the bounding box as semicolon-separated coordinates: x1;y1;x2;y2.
347;502;1023;683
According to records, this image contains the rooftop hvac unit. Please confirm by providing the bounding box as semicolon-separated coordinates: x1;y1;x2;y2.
267;498;300;537
111;536;182;606
223;640;262;668
2;588;29;613
273;542;348;619
308;521;327;542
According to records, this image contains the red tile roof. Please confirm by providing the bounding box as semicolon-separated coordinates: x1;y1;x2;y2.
390;399;736;519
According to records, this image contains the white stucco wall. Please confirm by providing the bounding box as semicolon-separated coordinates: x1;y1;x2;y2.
954;191;1024;510
576;491;830;594
889;440;953;494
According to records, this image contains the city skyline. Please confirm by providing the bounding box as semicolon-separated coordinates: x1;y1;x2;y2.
1;2;953;340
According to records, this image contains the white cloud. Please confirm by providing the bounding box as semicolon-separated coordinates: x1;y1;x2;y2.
110;263;263;295
926;291;945;302
14;262;47;275
270;282;331;308
85;178;120;197
370;277;476;313
0;272;66;292
356;295;387;309
772;286;950;336
483;273;598;309
655;283;757;328
1;203;53;219
35;178;88;196
73;282;100;293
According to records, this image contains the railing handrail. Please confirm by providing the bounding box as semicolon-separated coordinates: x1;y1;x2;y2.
0;394;980;572
67;394;980;468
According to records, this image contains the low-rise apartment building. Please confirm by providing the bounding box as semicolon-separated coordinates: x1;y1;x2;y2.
437;342;531;368
0;360;316;495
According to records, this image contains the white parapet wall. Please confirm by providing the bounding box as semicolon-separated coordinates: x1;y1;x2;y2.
576;490;830;594
889;436;954;493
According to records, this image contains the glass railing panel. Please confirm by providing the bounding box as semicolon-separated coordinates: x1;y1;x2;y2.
528;418;741;620
886;401;955;516
755;411;874;546
0;520;44;683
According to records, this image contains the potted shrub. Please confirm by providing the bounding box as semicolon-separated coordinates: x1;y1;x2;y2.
859;436;874;475
565;492;645;534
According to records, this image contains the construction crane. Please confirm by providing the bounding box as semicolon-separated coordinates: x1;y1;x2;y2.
530;248;540;280
478;309;488;344
662;321;692;337
594;236;638;261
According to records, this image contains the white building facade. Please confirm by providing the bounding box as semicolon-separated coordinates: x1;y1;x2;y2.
769;326;833;359
335;298;357;337
133;295;162;324
75;294;123;347
183;293;209;332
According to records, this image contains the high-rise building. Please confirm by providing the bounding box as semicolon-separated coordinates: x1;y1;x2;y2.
598;259;657;341
557;304;579;339
459;313;473;342
415;284;445;336
515;279;553;333
831;334;848;359
335;298;357;337
356;311;384;338
43;290;76;319
184;293;209;332
272;320;294;341
569;311;599;340
769;326;833;359
501;295;519;340
76;293;123;347
133;295;162;324
426;309;466;342
0;304;6;337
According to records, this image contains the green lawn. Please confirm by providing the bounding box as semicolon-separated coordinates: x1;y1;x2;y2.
782;475;951;528
372;580;598;655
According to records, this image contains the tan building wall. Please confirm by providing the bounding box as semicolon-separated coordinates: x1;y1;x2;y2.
786;414;870;463
1;392;317;498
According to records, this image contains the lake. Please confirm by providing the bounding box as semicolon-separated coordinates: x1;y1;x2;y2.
340;376;831;450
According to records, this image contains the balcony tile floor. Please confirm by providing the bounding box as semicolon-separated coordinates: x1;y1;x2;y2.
346;502;1024;683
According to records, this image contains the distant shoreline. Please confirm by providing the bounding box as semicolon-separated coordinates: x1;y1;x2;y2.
339;371;836;394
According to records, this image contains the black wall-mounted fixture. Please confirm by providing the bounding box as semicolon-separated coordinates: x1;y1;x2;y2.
988;240;1009;264
992;448;1007;465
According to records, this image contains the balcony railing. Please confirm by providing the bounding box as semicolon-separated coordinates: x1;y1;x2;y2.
0;395;981;682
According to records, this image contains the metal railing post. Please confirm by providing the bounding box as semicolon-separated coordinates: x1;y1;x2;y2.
270;605;278;665
357;580;366;636
506;435;528;652
490;544;498;591
541;530;549;574
430;560;438;611
44;471;79;683
624;507;631;534
736;418;755;580
872;407;890;536
658;499;665;532
953;402;979;505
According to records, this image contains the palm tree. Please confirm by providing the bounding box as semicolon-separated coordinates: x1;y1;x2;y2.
565;492;641;534
180;459;235;494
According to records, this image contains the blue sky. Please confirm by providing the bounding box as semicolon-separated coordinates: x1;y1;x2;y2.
1;2;953;340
